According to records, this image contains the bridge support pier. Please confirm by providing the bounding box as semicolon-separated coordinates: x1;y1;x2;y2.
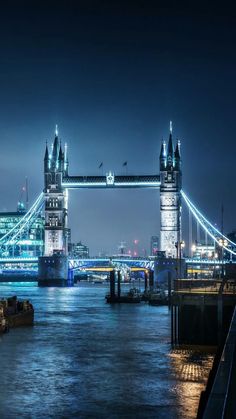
109;270;115;298
149;270;154;291
38;254;70;287
144;271;148;292
117;270;121;298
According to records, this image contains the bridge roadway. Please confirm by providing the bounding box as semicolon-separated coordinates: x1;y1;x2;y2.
0;256;234;272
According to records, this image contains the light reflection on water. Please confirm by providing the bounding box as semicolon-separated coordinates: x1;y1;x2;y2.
0;283;214;418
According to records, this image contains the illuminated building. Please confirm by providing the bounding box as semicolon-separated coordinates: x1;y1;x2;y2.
71;241;89;258
150;235;159;256
0;203;44;257
159;122;182;258
192;244;215;259
43;127;68;256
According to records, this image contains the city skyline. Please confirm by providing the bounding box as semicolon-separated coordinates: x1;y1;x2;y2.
0;2;235;254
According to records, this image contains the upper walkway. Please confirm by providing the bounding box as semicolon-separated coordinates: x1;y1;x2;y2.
62;174;160;188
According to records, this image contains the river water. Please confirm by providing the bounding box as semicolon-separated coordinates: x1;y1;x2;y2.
0;283;214;418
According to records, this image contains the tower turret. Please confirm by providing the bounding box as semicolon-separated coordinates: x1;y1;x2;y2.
174;140;181;170
159;140;166;170
167;131;174;168
64;143;69;175
44;142;50;172
51;131;59;170
58;144;64;172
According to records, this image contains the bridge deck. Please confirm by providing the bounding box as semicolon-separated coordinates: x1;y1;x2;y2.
62;174;160;188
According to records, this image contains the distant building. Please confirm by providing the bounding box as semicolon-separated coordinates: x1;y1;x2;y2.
150;236;159;256
71;241;89;258
118;241;126;255
0;203;44;257
192;244;215;259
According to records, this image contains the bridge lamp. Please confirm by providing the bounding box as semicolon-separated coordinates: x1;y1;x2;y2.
177;241;185;280
191;244;196;252
218;239;228;279
218;239;228;247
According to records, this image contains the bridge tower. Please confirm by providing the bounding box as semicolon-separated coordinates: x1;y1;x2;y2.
159;122;182;258
38;127;70;286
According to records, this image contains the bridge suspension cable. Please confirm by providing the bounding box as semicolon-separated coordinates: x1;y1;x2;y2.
181;190;236;256
0;192;44;246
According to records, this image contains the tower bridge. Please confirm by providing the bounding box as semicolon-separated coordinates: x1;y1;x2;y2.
38;122;182;285
0;123;235;285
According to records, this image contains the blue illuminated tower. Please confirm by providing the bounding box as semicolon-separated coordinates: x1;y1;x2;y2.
159;123;182;257
43;128;68;256
39;127;69;286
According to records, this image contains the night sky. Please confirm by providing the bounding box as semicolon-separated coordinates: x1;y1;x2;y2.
0;2;236;255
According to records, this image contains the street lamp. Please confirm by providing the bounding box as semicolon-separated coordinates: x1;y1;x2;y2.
218;238;228;279
191;243;197;278
191;243;196;256
179;241;185;279
214;252;218;278
200;248;204;278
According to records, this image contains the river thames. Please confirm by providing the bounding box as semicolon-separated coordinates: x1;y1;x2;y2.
0;283;214;418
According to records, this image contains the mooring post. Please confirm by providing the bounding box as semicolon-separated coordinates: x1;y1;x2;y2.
144;270;148;292
168;271;172;310
110;270;115;298
171;303;174;345
117;270;121;298
149;270;154;291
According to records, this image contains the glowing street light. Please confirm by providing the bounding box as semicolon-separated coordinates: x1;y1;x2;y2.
191;243;196;252
218;238;228;279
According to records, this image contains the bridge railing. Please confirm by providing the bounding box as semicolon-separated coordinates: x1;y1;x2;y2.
201;306;236;418
174;279;236;295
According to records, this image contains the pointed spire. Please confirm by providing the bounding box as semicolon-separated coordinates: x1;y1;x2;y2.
57;142;64;171
64;142;69;175
175;140;181;159
167;133;173;163
44;141;50;172
52;133;59;164
55;124;58;137
44;141;49;160
159;139;166;170
166;121;174;167
59;144;63;160
160;142;164;156
174;140;181;171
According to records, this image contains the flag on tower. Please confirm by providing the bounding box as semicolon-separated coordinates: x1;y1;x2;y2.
123;161;127;167
99;162;103;168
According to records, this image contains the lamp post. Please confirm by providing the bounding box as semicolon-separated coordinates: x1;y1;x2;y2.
179;241;185;280
191;243;196;278
218;239;228;279
200;248;204;278
214;252;218;278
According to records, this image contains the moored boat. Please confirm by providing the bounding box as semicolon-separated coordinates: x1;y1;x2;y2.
0;296;34;331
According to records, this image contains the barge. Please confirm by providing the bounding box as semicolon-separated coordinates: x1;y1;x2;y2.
0;296;34;332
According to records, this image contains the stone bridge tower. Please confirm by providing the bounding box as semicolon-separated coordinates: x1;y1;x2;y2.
38;127;69;286
159;123;182;258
